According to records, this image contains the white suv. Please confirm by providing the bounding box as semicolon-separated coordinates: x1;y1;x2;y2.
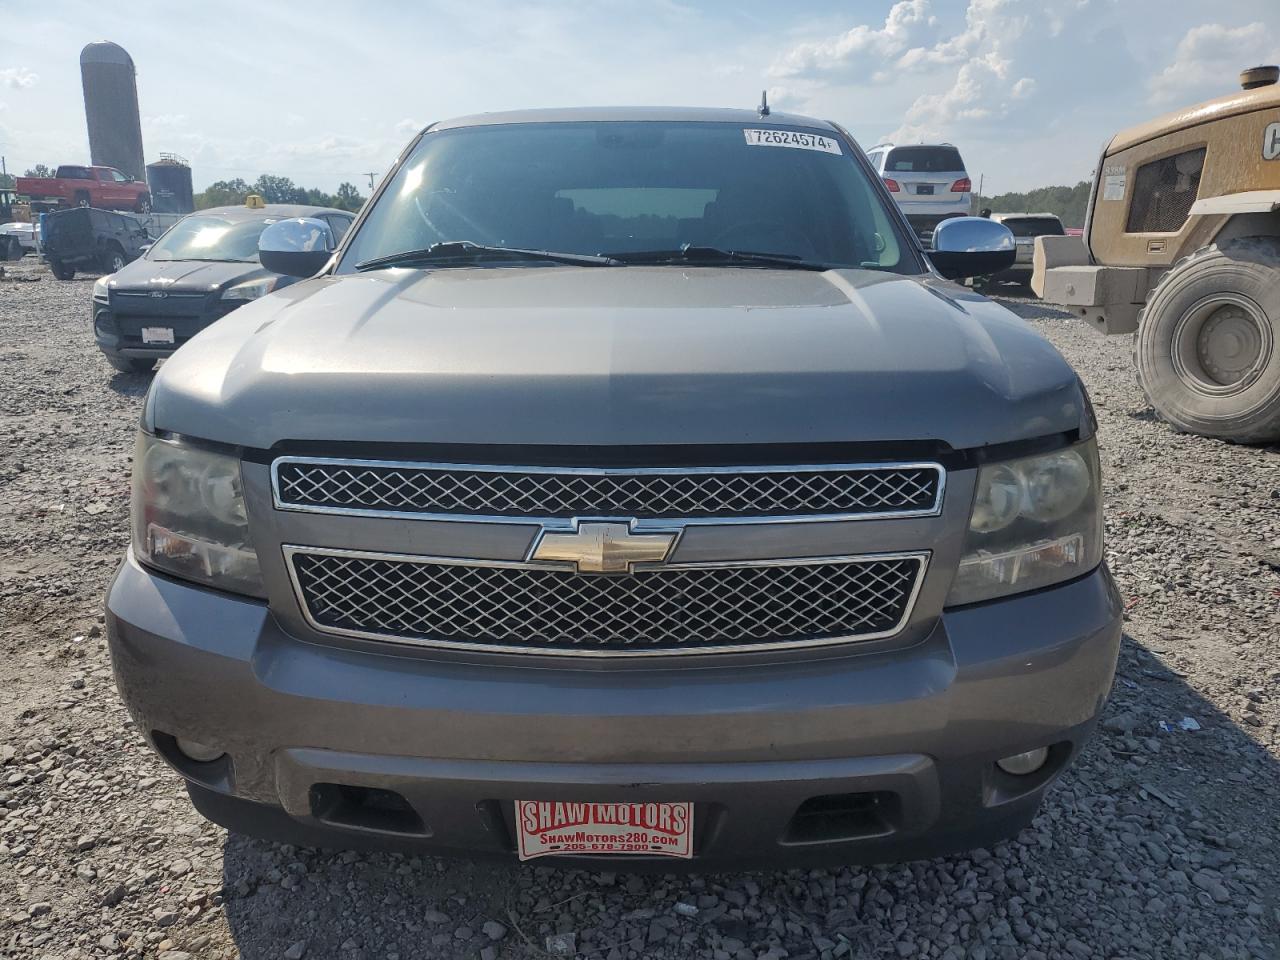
865;144;971;247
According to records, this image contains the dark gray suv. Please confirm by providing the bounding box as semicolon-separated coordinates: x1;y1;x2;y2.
106;108;1120;870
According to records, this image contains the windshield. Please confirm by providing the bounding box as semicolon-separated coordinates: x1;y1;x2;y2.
884;146;965;173
148;215;274;262
342;121;912;272
1001;217;1065;238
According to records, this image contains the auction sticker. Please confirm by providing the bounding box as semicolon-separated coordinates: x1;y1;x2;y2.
515;800;693;860
743;128;842;155
1102;165;1127;201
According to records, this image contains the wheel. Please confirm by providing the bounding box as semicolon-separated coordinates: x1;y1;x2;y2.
136;194;152;214
1134;237;1280;443
104;353;154;374
101;243;127;273
49;259;76;281
74;191;91;208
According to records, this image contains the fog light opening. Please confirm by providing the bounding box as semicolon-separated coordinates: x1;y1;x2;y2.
996;747;1050;776
174;737;226;763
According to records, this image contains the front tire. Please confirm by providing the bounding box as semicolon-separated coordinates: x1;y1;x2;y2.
101;243;127;273
1134;237;1280;443
136;194;152;214
74;191;91;208
49;259;76;281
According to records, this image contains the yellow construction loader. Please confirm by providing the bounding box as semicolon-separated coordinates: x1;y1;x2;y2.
1034;65;1280;443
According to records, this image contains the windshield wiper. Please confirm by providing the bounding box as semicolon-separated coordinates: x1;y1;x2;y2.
355;241;619;271
611;246;834;271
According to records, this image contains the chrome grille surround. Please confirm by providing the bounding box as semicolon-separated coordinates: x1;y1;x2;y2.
271;458;945;526
284;547;929;657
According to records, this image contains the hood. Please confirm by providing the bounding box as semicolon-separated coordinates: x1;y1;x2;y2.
1108;81;1280;155
149;266;1086;452
110;258;270;292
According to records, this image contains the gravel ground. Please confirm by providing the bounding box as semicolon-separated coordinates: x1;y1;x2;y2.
1;259;1278;960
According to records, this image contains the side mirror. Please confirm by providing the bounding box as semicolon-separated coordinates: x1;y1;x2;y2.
139;243;152;254
259;217;335;278
928;217;1016;281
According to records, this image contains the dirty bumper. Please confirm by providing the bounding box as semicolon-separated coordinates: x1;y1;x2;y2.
106;554;1121;870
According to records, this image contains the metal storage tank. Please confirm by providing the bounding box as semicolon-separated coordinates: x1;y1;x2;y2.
80;41;146;182
146;155;194;214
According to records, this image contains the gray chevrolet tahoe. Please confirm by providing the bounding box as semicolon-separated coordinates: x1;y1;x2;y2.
106;107;1121;870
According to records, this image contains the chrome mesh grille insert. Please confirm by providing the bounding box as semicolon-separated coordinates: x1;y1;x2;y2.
287;549;926;655
273;460;943;520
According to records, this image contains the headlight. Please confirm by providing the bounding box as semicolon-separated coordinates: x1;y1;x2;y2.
93;277;110;302
220;277;278;301
947;439;1103;605
130;433;264;597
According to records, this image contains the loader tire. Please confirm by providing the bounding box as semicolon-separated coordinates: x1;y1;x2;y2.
1133;237;1280;443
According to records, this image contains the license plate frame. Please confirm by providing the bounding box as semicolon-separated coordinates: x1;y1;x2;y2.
915;184;934;195
515;800;694;860
141;326;175;345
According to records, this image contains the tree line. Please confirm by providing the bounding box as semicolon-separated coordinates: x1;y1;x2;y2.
194;175;366;212
1;164;53;186
973;181;1092;228
7;167;1092;225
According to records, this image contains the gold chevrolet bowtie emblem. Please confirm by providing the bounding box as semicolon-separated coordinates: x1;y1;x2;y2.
531;521;676;574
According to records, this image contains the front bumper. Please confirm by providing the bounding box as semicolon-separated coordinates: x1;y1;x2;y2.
107;554;1121;869
92;302;235;361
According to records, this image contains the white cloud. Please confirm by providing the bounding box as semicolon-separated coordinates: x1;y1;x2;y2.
1148;22;1271;104
770;0;1127;150
0;67;38;89
1010;76;1036;99
769;0;938;82
893;50;1010;138
144;113;189;128
887;0;1039;142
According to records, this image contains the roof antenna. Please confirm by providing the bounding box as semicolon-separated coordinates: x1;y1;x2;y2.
758;89;770;117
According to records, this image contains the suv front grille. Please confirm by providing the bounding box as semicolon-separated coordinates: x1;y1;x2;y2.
286;548;927;656
273;459;944;521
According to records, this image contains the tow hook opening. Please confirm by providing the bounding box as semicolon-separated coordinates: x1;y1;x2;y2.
782;791;900;845
308;783;430;837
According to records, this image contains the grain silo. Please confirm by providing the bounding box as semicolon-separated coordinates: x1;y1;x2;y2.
80;41;146;182
146;154;194;213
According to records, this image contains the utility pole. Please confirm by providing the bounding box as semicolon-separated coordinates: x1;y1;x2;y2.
363;172;378;192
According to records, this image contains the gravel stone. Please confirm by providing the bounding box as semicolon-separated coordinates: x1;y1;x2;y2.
0;267;1277;959
546;931;577;955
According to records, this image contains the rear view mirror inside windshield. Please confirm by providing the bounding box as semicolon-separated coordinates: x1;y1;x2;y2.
597;127;666;149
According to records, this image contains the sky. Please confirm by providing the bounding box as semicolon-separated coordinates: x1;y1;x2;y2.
1;0;1277;197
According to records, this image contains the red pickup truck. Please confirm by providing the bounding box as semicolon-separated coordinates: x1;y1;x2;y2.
15;165;151;214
